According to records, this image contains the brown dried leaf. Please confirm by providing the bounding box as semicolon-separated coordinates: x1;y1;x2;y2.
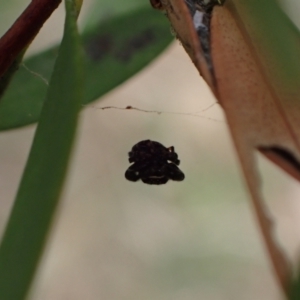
211;3;293;292
151;0;300;295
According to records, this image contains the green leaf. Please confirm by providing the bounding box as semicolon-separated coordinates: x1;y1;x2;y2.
0;6;172;130
289;276;300;300
0;0;83;298
0;50;25;98
83;0;147;30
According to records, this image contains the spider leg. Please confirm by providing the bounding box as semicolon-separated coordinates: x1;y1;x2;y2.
165;163;185;181
125;162;142;182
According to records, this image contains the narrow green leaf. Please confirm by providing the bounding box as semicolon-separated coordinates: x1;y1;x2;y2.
289;276;300;300
0;6;172;130
0;0;83;298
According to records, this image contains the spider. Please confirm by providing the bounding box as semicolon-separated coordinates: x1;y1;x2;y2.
125;140;185;185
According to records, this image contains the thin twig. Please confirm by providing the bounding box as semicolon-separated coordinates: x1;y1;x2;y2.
0;0;62;79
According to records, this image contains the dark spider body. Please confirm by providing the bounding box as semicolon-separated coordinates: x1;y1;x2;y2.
125;140;185;185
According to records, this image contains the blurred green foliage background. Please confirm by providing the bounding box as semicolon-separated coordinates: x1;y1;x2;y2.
0;0;300;299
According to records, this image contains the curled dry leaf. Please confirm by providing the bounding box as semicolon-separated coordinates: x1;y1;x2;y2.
150;0;300;295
